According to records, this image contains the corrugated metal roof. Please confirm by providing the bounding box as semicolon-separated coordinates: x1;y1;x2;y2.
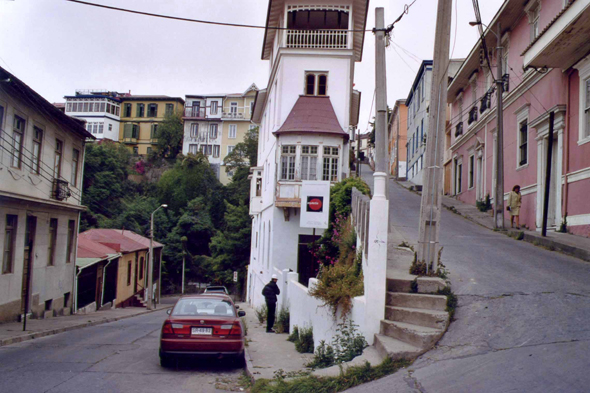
274;96;348;140
80;229;163;253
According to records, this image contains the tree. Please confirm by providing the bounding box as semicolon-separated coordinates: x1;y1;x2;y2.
223;126;258;172
81;141;134;230
156;111;184;158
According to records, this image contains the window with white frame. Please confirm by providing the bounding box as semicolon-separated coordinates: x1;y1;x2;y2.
280;145;296;180
468;154;475;189
250;101;254;113
229;124;237;139
230;102;238;114
213;145;220;158
31;126;43;175
12;116;25;168
189;144;198;154
211;101;218;114
574;57;590;142
305;72;328;96
71;148;80;187
525;1;541;42
515;104;529;167
190;123;198;138
322;146;339;181
227;145;235;155
210;123;218;139
301;146;318;180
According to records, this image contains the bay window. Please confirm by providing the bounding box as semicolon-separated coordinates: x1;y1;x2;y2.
322;146;339;181
301;146;318;180
280;145;296;180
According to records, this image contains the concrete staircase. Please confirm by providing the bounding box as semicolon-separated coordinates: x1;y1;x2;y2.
373;244;449;362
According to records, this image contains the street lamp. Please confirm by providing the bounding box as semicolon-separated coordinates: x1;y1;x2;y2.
469;20;505;230
148;204;167;310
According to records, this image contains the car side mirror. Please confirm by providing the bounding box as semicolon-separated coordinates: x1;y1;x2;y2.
238;310;246;317
166;309;171;315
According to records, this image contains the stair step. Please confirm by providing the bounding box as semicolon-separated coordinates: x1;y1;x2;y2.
385;306;449;329
374;334;423;361
386;292;447;311
380;320;443;349
387;278;414;292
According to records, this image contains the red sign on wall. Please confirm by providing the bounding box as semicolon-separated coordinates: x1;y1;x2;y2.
306;196;324;212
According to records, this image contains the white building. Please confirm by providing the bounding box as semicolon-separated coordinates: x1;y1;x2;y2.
0;66;94;322
64;90;122;141
247;0;366;307
182;85;258;183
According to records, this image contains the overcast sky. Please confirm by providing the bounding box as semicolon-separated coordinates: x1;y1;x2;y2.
0;0;504;134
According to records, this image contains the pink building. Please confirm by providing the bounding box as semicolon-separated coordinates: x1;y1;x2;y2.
447;0;590;237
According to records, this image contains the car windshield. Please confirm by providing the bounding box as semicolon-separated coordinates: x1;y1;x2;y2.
172;298;235;317
205;288;225;293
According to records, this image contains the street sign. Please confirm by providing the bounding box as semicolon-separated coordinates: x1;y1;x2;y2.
233;271;238;282
300;181;330;229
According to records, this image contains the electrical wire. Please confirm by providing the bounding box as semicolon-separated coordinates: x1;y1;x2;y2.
472;0;496;83
65;0;372;32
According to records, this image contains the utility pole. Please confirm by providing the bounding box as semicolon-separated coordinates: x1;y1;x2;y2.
494;22;505;230
541;111;555;236
417;0;452;272
374;7;388;175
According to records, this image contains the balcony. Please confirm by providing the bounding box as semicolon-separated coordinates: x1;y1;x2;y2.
284;29;350;50
222;111;245;120
455;122;464;137
52;179;71;201
468;106;478;125
275;181;302;208
183;107;206;118
480;89;492;113
502;74;510;93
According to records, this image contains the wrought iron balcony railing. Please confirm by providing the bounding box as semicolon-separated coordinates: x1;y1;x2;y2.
455;122;464;137
52;179;71;201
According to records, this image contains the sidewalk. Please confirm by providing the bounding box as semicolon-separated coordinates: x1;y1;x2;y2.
0;300;175;347
239;302;313;381
397;179;590;263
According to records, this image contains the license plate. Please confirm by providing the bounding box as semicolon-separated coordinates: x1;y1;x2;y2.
191;327;212;335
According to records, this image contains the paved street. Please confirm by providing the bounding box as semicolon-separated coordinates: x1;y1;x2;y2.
0;305;245;393
349;172;590;393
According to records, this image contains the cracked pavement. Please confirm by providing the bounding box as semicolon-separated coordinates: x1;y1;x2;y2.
0;308;245;393
347;177;590;393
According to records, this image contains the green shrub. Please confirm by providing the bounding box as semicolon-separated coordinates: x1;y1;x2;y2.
287;326;299;342
255;304;267;324
275;308;290;334
306;340;335;369
476;194;492;212
294;326;314;354
437;286;458;320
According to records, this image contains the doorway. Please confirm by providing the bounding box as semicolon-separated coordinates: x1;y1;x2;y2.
21;216;36;315
539;135;559;228
297;234;321;287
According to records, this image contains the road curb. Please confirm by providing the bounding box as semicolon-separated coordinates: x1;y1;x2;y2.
244;344;257;384
0;306;173;347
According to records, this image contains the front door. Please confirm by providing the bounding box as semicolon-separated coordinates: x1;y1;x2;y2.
21;216;36;314
297;234;321;287
134;255;139;293
538;135;559;228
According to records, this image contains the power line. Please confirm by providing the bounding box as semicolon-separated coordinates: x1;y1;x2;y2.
392;46;417;73
65;0;372;32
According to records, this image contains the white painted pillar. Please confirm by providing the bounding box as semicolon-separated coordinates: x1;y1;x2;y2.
365;172;388;342
536;139;544;229
555;131;564;226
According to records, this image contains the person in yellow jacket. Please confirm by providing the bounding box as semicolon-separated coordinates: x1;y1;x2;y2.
507;185;522;229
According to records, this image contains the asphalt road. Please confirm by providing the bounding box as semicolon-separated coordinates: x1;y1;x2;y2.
349;172;590;393
0;301;245;393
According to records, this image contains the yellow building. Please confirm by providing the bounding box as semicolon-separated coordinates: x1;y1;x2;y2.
119;95;185;155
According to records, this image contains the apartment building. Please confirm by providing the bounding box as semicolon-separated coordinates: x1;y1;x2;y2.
447;0;590;237
387;99;408;179
182;84;258;184
64;90;122;141
0;66;94;322
119;95;185;156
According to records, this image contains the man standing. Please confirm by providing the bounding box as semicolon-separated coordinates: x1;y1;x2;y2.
262;274;280;333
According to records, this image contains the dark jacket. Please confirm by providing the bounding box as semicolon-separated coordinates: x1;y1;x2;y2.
262;280;280;304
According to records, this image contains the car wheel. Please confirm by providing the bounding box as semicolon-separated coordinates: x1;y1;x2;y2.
160;354;175;368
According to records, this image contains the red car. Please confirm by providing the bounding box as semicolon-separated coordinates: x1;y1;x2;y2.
159;294;246;367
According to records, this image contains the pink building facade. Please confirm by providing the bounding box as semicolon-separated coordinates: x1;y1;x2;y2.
447;0;590;237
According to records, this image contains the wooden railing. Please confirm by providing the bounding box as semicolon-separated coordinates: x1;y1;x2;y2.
285;29;350;49
351;187;370;257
